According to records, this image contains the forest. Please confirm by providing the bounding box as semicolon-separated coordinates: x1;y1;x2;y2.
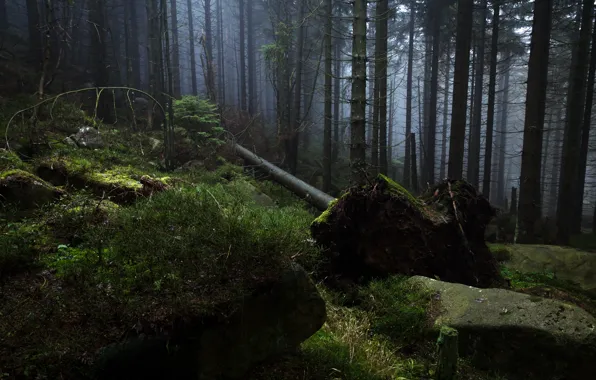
1;0;596;379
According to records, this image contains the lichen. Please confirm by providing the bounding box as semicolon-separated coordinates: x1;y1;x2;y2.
312;198;339;225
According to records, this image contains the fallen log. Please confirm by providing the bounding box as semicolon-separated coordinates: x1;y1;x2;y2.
310;174;504;288
233;143;335;211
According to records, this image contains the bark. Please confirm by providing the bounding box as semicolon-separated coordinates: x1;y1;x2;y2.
91;0;110;121
573;12;596;234
468;0;487;188
26;0;41;62
239;0;247;111
332;40;341;161
350;0;368;185
388;76;395;176
482;1;499;198
234;144;335;211
496;56;510;206
517;0;552;244
247;0;256;115
374;0;389;175
448;0;474;180
217;0;225;105
0;0;6;31
323;0;332;192
162;0;175;170
547;107;563;218
288;0;306;175
557;0;593;244
440;34;451;181
436;326;459;380
404;0;415;188
129;0;141;89
170;0;181;97
187;0;197;95
541;111;553;203
421;29;432;182
411;133;419;193
426;7;441;185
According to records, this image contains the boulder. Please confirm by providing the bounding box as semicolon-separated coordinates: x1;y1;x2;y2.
311;175;503;288
70;126;105;149
0;169;64;210
409;275;596;380
92;263;326;380
500;244;596;296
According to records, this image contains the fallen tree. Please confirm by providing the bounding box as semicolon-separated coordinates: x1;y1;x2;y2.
233;143;335;211
310;175;504;288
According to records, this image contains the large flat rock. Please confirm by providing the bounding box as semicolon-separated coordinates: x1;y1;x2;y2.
408;276;596;380
500;244;596;295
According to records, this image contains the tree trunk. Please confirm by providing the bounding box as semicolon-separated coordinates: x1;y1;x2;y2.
411;133;419;193
557;0;594;244
217;0;225;105
517;0;552;244
548;107;563;218
187;0;197;95
247;0;256;115
350;0;368;185
483;1;499;198
448;0;474;180
0;0;6;31
129;0;141;89
388;75;395;176
162;0;175;170
332;39;341;161
170;0;181;97
374;0;389;175
288;0;306;175
541;111;553;205
404;0;415;188
496;55;510;206
91;0;110;121
468;0;487;188
436;326;459;380
323;0;332;192
426;8;441;185
238;0;247;111
573;12;596;234
234;144;334;211
440;34;451;181
26;0;41;63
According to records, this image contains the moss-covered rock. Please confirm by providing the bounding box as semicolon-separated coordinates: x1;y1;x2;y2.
35;158;169;204
409;275;596;380
311;175;502;288
0;169;65;210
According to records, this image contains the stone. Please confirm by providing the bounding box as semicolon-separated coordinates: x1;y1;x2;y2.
92;263;326;380
501;244;596;296
409;275;596;380
0;169;64;210
71;126;104;149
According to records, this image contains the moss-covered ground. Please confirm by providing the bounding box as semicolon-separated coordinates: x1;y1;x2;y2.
1;98;523;379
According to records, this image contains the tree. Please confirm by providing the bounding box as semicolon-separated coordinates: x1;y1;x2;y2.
556;0;594;244
350;0;367;184
247;1;256;115
468;0;487;188
170;0;181;97
187;0;198;95
26;0;41;62
425;1;442;185
447;0;474;180
323;0;332;192
517;0;552;244
239;0;247;111
482;0;500;198
377;0;389;175
404;0;415;188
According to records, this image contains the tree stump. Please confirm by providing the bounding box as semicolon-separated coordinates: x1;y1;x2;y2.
435;326;459;380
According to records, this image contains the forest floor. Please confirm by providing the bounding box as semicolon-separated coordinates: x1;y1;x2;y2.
1;98;595;379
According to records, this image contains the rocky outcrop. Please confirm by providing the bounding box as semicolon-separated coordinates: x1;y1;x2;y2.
409;276;596;380
92;263;326;380
69;126;105;149
0;169;64;210
499;244;596;296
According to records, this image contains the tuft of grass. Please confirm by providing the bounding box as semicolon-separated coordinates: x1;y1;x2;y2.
0;220;54;278
357;276;433;347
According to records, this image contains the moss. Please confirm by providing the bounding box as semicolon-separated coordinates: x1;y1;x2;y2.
312;198;339;225
0;149;30;171
488;244;512;262
378;174;422;208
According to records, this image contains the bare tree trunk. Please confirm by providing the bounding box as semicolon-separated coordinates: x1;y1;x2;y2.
468;0;487;188
323;0;332;192
496;57;510;206
0;0;6;31
404;0;415;188
448;0;474;180
411;133;419;193
26;0;41;62
170;0;181;97
483;0;499;198
541;111;553;204
573;12;596;233
388;75;395;176
239;0;247;111
332;40;341;161
517;0;552;244
247;1;256;115
350;0;368;184
440;35;451;181
557;0;593;244
217;0;225;105
426;7;441;185
187;0;197;95
548;107;563;218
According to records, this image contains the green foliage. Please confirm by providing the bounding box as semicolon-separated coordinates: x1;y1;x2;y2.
358;276;432;346
44;183;318;313
0;149;30;171
500;266;571;290
173;95;224;155
0;221;53;277
488;244;512;262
